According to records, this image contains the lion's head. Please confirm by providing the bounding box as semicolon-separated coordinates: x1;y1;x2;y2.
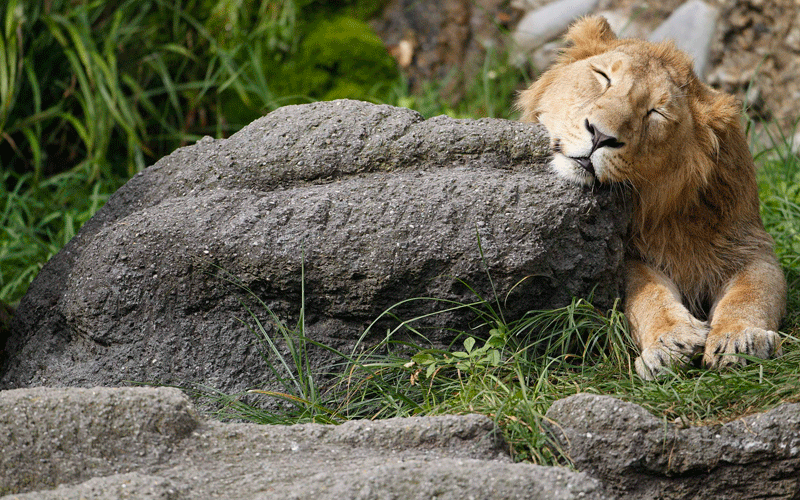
517;16;747;205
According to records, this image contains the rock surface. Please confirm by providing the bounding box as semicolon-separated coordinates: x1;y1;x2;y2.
545;393;800;499
0;386;608;500
512;0;720;78
708;0;800;129
648;0;719;78
1;99;629;395
4;387;800;499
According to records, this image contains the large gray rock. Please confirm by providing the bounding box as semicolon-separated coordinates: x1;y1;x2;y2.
0;386;198;494
0;386;609;499
1;99;629;394
545;393;800;499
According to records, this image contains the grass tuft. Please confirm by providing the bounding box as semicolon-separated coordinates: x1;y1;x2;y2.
1;168;116;303
203;275;800;465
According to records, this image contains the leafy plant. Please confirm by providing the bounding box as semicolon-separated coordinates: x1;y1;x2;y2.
264;16;399;104
409;328;505;379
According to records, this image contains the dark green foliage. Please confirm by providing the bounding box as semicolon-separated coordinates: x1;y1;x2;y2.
1;168;114;302
0;0;403;304
0;0;399;182
271;16;399;102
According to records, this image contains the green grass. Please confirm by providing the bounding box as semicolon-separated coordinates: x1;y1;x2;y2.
1;167;116;302
200;269;800;466
756;126;800;328
0;0;401;181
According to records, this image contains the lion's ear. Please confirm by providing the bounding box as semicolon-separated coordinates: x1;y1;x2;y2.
561;16;617;62
694;88;742;157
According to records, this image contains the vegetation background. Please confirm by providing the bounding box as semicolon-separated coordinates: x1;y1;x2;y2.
1;0;799;465
0;0;527;304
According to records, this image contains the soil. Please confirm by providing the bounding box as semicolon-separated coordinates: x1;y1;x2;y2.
708;0;800;131
371;0;521;104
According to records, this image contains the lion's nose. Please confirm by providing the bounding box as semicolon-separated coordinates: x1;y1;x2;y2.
585;119;625;151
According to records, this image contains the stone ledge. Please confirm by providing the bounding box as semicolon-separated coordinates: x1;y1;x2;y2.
0;386;607;500
546;393;800;499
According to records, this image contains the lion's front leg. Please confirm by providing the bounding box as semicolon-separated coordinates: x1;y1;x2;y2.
626;260;708;379
704;257;786;368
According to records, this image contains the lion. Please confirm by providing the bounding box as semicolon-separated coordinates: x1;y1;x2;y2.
517;16;787;379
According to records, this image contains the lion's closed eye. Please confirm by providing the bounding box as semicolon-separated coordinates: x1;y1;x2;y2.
645;106;677;125
592;67;611;88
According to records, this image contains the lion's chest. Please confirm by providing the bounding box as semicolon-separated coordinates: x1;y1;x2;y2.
629;216;744;307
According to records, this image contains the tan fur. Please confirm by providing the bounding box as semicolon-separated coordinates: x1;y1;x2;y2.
517;16;786;379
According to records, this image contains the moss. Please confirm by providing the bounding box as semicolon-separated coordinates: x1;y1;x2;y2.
269;16;399;103
220;7;400;127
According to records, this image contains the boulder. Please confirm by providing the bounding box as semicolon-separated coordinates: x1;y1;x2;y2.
0;386;609;499
1;99;629;394
510;0;721;82
545;393;800;499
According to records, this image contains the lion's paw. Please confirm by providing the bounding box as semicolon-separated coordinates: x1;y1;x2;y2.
635;325;708;380
703;327;782;369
